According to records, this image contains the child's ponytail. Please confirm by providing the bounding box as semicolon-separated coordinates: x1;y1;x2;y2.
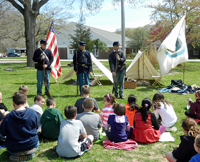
140;104;148;124
140;98;152;124
104;93;116;105
130;103;139;111
182;118;200;137
188;125;200;137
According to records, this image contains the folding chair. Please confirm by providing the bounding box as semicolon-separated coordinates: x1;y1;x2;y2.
90;73;102;86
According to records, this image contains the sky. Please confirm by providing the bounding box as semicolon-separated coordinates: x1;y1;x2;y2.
46;0;160;32
69;0;160;32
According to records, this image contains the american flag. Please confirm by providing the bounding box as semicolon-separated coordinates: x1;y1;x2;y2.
46;20;62;82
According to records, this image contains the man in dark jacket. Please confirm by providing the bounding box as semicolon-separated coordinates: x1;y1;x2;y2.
109;41;126;99
73;41;92;95
33;39;53;95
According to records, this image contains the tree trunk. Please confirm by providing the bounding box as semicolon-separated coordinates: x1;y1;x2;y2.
24;8;37;67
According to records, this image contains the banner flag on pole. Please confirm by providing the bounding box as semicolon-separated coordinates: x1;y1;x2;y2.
157;14;188;75
46;20;62;82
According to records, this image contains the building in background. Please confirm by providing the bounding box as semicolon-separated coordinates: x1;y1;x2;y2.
56;22;132;59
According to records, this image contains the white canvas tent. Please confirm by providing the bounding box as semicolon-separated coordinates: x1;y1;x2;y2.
126;51;162;83
62;53;113;83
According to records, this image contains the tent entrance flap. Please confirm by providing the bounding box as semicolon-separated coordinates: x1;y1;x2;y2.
61;53;113;85
126;50;165;86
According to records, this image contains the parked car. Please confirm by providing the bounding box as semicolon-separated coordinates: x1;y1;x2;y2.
0;53;6;57
7;53;21;57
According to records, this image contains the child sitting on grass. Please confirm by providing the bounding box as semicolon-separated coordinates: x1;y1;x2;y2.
74;85;100;114
185;90;200;121
29;95;45;133
189;134;200;162
0;92;39;161
131;98;165;143
0;91;9;116
152;92;177;132
76;98;102;142
125;94;139;127
166;118;200;162
56;105;94;158
100;93;116;129
19;85;29;108
106;103;131;142
40;97;64;140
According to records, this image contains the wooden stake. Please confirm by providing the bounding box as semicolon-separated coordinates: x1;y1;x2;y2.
183;63;185;83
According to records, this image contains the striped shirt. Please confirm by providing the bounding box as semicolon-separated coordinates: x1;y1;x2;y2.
100;105;114;126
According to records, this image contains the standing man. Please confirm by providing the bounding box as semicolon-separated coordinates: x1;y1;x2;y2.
33;39;53;95
73;41;92;95
109;41;126;99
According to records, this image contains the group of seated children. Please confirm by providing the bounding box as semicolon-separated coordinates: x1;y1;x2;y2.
1;84;200;161
166;118;200;162
0;86;65;160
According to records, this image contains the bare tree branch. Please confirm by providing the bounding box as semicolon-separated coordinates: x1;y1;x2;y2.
6;0;24;14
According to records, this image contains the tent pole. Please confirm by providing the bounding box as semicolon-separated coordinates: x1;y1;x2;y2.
183;63;185;83
143;53;144;86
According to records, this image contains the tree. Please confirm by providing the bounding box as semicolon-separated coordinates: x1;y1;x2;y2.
0;1;25;52
148;0;200;47
35;4;72;47
69;22;109;52
69;21;92;51
5;0;49;67
4;0;104;66
115;28;135;39
92;38;109;53
127;27;149;51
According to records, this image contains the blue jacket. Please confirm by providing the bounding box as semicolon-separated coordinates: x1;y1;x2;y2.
109;50;126;74
73;50;92;73
33;48;53;70
0;108;39;152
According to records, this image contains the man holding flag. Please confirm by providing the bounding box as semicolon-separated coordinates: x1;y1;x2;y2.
33;20;62;96
33;39;53;95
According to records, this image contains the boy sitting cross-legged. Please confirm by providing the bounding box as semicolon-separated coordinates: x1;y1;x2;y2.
40;97;64;140
56;105;94;158
74;85;100;114
0;92;39;161
76;98;102;142
29;95;45;133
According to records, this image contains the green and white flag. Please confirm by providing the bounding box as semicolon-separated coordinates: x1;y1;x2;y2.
157;14;188;75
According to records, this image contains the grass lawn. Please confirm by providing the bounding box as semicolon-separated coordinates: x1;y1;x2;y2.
0;61;199;162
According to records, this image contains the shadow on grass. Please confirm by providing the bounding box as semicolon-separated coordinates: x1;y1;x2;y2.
14;83;35;85
27;95;36;98
52;95;78;98
37;146;80;161
37;147;59;160
95;97;105;102
60;79;113;86
135;86;160;92
39;138;57;143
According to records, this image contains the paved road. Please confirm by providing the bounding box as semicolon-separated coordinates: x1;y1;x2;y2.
0;59;27;63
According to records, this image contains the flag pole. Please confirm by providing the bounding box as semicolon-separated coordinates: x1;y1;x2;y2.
183;63;185;83
47;18;54;36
